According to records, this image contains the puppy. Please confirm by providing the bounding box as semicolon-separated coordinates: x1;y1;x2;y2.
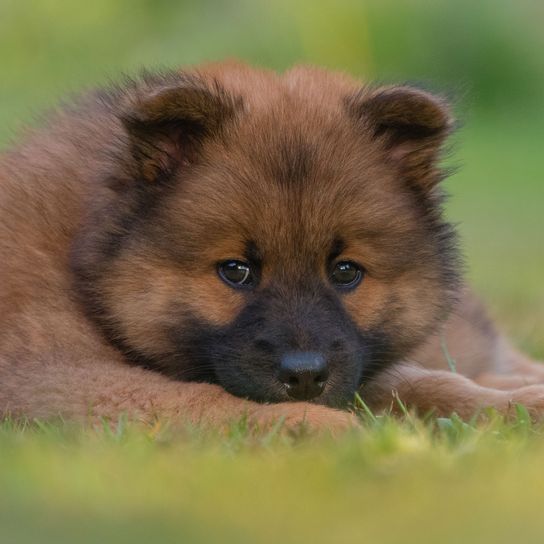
0;62;542;432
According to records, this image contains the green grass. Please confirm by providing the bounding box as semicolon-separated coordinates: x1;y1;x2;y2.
1;1;543;542
3;412;544;544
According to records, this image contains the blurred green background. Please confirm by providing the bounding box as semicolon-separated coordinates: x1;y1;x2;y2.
1;2;543;543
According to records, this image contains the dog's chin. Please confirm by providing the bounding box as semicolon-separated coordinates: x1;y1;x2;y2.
215;373;290;404
216;371;357;408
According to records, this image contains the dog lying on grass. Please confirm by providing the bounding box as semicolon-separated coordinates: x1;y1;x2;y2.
1;62;543;432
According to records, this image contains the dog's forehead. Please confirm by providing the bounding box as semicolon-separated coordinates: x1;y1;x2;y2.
171;104;420;264
201;97;383;197
163;69;425;260
249;109;406;204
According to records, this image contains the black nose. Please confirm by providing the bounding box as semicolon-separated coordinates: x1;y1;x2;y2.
279;352;329;401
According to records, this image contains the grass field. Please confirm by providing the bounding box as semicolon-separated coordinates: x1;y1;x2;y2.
3;412;544;544
1;1;543;542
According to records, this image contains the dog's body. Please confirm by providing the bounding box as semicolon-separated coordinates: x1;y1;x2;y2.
1;62;543;431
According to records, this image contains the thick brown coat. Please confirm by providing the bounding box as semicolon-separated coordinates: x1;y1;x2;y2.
1;62;543;432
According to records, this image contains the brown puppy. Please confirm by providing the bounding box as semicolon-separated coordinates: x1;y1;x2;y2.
0;62;543;432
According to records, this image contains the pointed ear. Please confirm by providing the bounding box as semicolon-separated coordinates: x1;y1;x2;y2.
347;86;454;191
120;75;240;182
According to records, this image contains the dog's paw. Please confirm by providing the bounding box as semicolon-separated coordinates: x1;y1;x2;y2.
250;402;360;436
508;385;544;418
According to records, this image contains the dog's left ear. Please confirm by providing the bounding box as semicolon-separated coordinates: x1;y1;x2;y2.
347;86;454;191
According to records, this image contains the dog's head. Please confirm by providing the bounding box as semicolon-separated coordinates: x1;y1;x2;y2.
72;64;460;407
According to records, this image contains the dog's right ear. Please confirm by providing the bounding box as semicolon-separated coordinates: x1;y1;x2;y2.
120;75;240;182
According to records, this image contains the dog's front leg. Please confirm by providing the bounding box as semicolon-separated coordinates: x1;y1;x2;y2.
0;355;359;434
362;363;544;420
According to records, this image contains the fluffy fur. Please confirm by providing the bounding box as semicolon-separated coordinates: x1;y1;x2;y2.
1;61;543;433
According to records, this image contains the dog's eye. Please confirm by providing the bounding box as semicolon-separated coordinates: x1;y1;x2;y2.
218;260;254;288
330;261;364;289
